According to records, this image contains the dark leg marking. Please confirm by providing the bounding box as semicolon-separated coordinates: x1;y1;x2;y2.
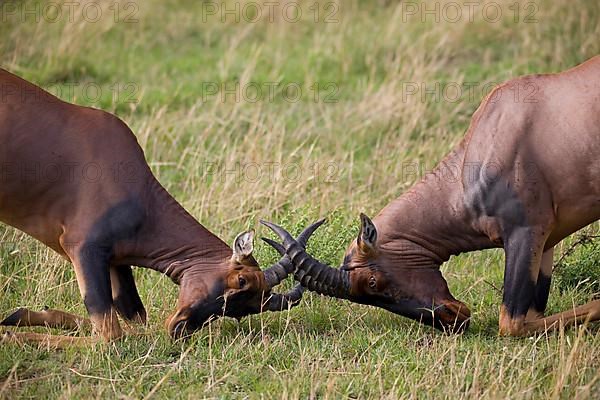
72;243;122;340
111;265;147;324
531;274;551;315
1;308;28;326
502;228;539;319
78;243;114;316
75;200;145;338
530;247;554;317
499;227;548;335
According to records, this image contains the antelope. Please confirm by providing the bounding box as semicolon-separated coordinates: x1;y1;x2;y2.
0;69;316;346
262;55;600;336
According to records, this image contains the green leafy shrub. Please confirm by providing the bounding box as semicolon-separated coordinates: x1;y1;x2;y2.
554;235;600;293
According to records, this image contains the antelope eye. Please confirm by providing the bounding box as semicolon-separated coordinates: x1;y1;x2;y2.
368;276;377;289
238;275;247;288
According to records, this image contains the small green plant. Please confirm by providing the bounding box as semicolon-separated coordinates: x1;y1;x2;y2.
554;234;600;293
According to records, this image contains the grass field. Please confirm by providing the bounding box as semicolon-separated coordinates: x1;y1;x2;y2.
1;0;600;398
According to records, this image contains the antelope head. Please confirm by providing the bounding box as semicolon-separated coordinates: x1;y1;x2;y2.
261;215;470;333
167;221;324;339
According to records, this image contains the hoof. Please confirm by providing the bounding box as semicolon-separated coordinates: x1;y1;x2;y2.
0;308;27;326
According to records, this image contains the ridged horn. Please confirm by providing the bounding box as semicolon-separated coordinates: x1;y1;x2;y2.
262;283;305;311
262;219;325;288
260;220;351;298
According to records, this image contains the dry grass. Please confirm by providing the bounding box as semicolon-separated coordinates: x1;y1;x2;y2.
1;0;600;398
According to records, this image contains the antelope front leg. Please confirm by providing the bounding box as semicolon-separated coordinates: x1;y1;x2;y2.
1;331;100;349
522;300;600;333
521;247;600;334
501;240;600;335
2;242;124;346
0;307;90;330
110;265;147;325
499;227;548;336
71;244;123;341
525;247;554;321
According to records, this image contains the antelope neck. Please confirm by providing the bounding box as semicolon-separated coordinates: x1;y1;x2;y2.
374;147;497;269
128;177;233;283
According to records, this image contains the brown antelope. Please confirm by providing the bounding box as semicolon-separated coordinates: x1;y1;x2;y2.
262;55;600;336
0;69;317;346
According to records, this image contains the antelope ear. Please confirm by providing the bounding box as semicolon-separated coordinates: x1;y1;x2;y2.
232;230;254;263
357;213;377;255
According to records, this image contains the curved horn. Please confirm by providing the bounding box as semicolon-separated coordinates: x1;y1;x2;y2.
260;220;351;298
262;283;305;311
262;219;325;288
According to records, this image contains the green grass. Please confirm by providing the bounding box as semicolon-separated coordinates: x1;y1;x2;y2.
554;235;600;295
1;0;600;398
